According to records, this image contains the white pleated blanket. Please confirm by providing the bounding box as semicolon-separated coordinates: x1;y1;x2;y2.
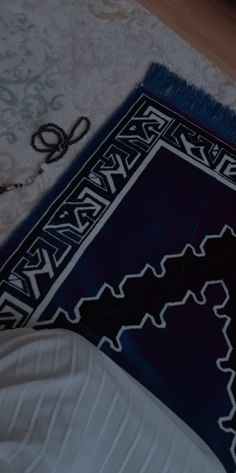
0;329;226;473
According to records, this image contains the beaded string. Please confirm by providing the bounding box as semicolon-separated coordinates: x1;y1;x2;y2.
0;116;91;194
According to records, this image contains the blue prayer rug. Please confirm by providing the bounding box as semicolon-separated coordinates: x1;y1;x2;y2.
0;64;235;472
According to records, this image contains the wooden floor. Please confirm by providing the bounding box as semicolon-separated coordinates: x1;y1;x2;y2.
140;0;236;81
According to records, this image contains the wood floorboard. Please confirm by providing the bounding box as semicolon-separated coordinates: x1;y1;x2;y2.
139;0;236;81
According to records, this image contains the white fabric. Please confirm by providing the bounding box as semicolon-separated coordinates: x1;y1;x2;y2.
0;328;226;473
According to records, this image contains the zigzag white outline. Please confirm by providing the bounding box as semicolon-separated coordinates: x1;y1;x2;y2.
75;224;236;464
36;306;80;326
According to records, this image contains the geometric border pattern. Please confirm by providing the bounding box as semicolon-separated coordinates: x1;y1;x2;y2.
1;93;236;329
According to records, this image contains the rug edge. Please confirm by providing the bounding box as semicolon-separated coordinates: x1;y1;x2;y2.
142;63;236;147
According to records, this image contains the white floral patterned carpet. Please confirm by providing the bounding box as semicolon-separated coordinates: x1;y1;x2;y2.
1;0;236;244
